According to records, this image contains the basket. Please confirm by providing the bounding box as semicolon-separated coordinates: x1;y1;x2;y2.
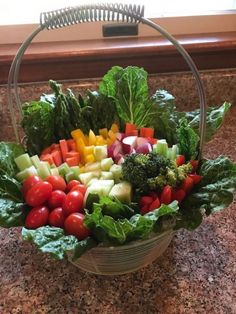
7;3;207;275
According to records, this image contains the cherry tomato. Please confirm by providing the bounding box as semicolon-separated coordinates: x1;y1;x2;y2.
47;190;66;209
139;196;153;208
46;175;66;191
190;160;199;172
172;189;186;203
48;207;65;228
140;204;150;215
64;213;91;240
160;185;172;205
22;175;43;197
189;174;202;185
71;184;87;196
181;176;194;194
26;181;52;207
149;197;160;211
25;206;49;229
176;155;186;167
62;190;84;216
66;180;81;192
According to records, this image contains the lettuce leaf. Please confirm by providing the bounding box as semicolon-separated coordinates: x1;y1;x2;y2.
0;142;25;177
177;156;236;230
22;226;97;260
84;201;179;245
0;142;28;228
99;66;154;127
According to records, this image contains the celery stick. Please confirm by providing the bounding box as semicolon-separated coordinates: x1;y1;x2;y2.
14;153;32;171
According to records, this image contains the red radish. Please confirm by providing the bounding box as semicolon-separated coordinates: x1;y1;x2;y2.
116;132;126;141
136;143;152;154
108;140;122;159
117;157;125;165
172;189;186;203
189;174;202;184
136;137;149;146
114;153;124;164
176;155;186;167
122;136;137;154
149;197;160;211
160;185;172;205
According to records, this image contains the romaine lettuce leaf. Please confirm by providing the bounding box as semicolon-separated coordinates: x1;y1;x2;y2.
0;142;25;177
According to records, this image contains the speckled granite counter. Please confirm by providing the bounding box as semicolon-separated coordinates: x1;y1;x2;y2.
0;69;236;314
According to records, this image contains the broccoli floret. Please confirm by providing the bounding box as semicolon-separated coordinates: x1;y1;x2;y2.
177;162;193;182
122;153;171;193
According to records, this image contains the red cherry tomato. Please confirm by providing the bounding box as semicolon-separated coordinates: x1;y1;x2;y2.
71;184;87;196
25;206;49;229
66;180;81;192
26;181;52;207
47;190;66;209
48;207;65;228
189;174;202;185
22;175;43;197
140;204;150;215
176;155;186;167
139;196;153;208
181;176;194;194
172;189;186;203
190;160;199;172
62;190;84;216
64;213;91;240
149;197;161;211
160;185;172;205
46;175;66;191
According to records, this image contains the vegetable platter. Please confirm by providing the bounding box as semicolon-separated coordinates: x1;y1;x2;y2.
1;65;235;274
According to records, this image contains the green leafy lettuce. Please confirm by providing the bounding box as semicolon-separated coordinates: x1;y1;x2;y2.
99;66;155;127
0;142;28;228
84;201;179;245
177;156;236;230
22;226;97;260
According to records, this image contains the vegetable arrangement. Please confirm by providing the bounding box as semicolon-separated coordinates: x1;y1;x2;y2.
1;66;235;262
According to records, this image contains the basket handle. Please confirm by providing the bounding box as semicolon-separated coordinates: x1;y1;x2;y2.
7;3;206;157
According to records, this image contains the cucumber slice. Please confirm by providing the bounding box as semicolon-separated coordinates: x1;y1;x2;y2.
84;162;101;172
109;181;132;204
100;157;114;171
50;168;59;176
88;179;114;197
14;153;32;171
153;139;168;157
37;161;51;179
94;145;107;161
30;155;41;168
16;166;38;182
65;171;78;183
109;164;122;182
100;171;113;180
79;172;94;185
58;163;71;177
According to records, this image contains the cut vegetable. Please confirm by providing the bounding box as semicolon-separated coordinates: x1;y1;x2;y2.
14;153;32;171
109;181;132;204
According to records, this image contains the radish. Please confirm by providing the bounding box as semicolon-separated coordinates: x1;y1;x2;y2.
114;153;124;164
136;143;152;154
107;140;122;159
116;132;126;141
122;136;137;154
136;137;149;146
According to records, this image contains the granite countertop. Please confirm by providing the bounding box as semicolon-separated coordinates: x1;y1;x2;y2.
0;70;236;313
